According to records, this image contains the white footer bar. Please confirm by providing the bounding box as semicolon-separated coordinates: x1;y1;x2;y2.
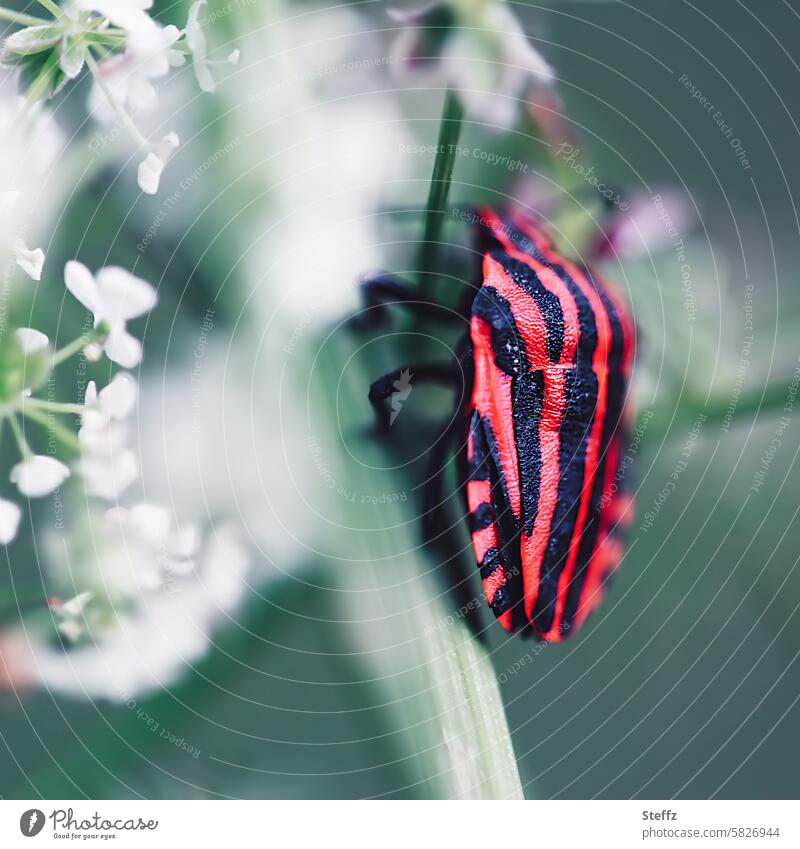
2;800;796;848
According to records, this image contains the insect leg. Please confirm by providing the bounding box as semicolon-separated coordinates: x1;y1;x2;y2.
418;414;488;640
421;412;465;548
368;362;460;432
354;274;462;328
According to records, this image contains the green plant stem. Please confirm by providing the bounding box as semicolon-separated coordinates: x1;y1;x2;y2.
22;398;85;416
33;0;63;19
84;32;125;47
23;48;60;109
319;334;523;798
417;89;464;293
21;406;81;453
0;7;48;25
51;324;107;367
7;414;31;459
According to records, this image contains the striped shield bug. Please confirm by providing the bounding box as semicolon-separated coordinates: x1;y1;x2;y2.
363;206;635;640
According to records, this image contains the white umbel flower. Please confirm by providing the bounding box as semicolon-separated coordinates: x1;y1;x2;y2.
26;524;248;699
137;153;164;195
82;373;139;431
79;442;138;500
76;0;155;34
185;1;239;93
78;373;140;499
0;89;64;247
186;0;215;92
49;592;94;642
128;502;199;574
64;261;157;367
87;25;182;122
10;455;70;497
92;373;138;420
14;240;45;281
99;503;198;591
127;22;183;74
0;499;21;544
15;327;50;354
137;132;179;195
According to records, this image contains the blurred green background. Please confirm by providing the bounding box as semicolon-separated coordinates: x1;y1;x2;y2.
1;0;799;799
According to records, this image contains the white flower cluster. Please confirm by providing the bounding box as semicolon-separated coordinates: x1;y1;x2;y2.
81;0;239;193
65;261;157;368
0;89;63;282
1;0;239;195
29;524;249;700
0;252;251;698
0;262;158;546
0;1;250;701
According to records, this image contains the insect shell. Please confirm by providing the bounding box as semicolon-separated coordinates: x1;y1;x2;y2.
463;208;635;641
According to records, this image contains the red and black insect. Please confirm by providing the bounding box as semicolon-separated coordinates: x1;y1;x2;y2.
363;206;635;641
